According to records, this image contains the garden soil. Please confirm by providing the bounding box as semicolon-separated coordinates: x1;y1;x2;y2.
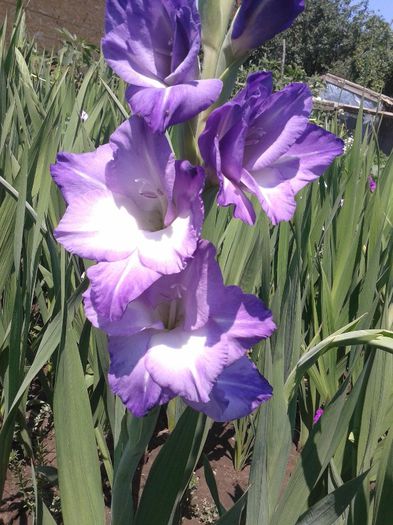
0;0;105;47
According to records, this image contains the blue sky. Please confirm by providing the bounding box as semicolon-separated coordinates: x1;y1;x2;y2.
367;0;393;23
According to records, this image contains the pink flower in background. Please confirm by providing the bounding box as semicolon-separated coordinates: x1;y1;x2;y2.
313;407;324;424
368;176;377;193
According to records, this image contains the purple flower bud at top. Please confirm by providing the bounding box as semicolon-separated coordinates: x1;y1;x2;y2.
199;71;344;225
51;116;205;321
102;0;222;132
231;0;305;56
84;241;276;421
368;176;377;193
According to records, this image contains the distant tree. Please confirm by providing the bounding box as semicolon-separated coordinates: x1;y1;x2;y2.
345;15;393;93
245;0;393;96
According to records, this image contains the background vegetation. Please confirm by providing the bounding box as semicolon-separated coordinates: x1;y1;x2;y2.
246;0;393;96
0;3;392;525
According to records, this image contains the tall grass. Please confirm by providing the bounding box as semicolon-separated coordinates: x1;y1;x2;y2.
0;8;392;525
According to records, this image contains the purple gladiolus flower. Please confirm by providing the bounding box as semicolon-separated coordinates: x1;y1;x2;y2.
84;241;275;421
102;0;222;133
232;0;305;56
51;116;204;321
199;72;344;225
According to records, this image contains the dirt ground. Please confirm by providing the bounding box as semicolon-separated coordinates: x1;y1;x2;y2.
0;422;252;525
0;0;105;47
0;415;300;525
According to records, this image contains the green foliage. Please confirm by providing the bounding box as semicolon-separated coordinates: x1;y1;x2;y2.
247;0;393;95
349;15;393;93
0;8;126;521
209;113;393;525
135;409;209;525
0;7;392;525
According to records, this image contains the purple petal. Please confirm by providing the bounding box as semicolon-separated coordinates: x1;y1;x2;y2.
240;124;344;224
137;215;199;274
83;286;163;335
213;288;276;350
145;325;229;403
102;21;165;88
102;0;221;131
106;117;175;211
232;0;304;55
282;123;344;194
103;0;200;87
232;71;273;105
216;175;256;225
108;241;275;406
180;241;275;347
108;332;173;417
215;109;247;181
199;104;245;182
137;243;215;332
165;3;201;85
96;239;276;417
168;160;204;227
244;83;312;171
87;253;161;321
127;79;222;133
182;243;276;349
50;144;112;204
240;168;297;224
53;114;205;323
105;0;127;33
199;72;273;187
200;79;315;225
126;240;214;334
186;357;272;421
54;189;139;261
134;162;204;275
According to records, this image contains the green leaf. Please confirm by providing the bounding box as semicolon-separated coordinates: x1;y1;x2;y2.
296;471;369;525
39;501;58;525
54;326;104;525
111;409;159;525
134;408;209;525
99;76;129;120
272;356;373;525
5;280;85;416
215;491;248;525
372;428;393;525
246;340;294;525
285;325;393;399
203;454;226;516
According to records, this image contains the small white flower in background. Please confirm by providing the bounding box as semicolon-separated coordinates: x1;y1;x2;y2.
343;135;354;153
80;110;89;122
